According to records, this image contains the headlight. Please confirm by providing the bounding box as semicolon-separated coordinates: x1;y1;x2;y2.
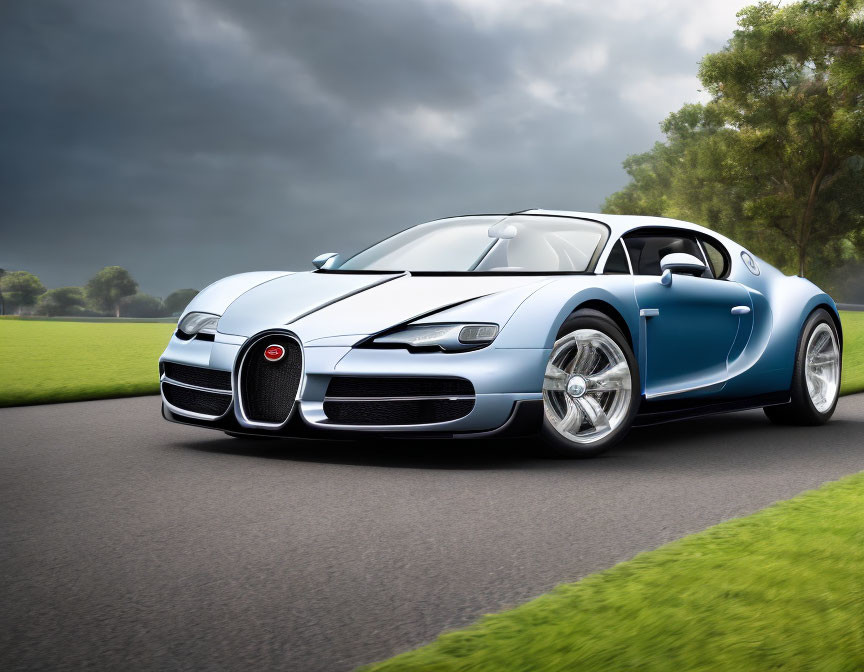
369;323;499;352
178;312;220;336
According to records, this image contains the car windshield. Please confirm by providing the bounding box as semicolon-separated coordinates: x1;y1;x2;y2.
337;215;608;273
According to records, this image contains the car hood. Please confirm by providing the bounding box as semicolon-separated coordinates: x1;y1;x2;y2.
216;271;553;342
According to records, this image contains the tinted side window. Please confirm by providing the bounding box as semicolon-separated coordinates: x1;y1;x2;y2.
699;236;730;279
623;232;708;277
603;240;631;274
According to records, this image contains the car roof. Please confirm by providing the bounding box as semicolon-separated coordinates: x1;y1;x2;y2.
516;209;733;244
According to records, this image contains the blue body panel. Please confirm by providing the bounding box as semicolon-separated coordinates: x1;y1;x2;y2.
634;275;751;397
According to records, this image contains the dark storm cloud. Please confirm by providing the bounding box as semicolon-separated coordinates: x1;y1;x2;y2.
0;0;747;296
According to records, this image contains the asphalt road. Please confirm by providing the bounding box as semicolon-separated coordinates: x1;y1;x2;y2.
2;395;864;672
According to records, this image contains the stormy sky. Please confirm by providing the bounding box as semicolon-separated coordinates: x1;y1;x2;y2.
1;0;753;297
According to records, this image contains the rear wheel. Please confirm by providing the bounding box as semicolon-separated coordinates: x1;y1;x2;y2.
540;310;639;458
764;308;841;426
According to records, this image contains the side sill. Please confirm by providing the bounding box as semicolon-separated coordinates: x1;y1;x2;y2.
633;391;790;427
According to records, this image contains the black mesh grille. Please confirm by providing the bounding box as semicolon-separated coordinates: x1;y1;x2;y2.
163;382;232;416
326;377;474;398
163;362;232;391
239;335;302;424
323;399;474;425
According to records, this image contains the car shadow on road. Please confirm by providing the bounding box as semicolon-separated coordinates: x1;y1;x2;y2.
173;407;863;472
176;431;538;470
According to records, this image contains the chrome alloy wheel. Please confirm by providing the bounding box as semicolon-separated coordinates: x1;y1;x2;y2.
542;329;632;444
805;323;840;413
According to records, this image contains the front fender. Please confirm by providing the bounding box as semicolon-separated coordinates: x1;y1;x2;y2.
179;271;294;323
494;276;639;349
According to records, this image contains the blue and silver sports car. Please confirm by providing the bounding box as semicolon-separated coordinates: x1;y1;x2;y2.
159;210;842;457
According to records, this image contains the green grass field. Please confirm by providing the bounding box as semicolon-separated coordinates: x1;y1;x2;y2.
0;319;175;406
0;311;862;407
360;471;864;671
840;310;864;395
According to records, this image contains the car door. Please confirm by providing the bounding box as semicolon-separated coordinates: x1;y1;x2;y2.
623;229;752;398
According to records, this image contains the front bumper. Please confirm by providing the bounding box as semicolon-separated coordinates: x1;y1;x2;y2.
162;397;543;439
159;331;548;437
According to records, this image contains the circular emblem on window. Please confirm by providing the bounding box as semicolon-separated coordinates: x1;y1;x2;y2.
264;344;285;362
741;251;760;276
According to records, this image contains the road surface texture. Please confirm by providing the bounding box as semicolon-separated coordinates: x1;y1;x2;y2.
2;395;864;672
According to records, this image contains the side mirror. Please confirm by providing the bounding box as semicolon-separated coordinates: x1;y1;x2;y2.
659;253;706;286
488;222;518;240
312;252;340;270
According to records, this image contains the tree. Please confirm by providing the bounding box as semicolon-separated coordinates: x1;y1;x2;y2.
86;266;138;317
0;270;46;314
120;293;165;318
605;0;864;280
0;268;5;315
701;0;864;277
604;104;793;268
163;288;199;316
37;287;87;317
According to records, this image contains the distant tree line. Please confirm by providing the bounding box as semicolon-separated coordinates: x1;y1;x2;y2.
0;266;198;318
603;0;864;300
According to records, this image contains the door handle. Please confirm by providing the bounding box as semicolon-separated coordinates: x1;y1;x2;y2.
731;305;751;316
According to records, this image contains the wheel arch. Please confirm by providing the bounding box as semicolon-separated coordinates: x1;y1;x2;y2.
811;302;843;350
566;299;634;349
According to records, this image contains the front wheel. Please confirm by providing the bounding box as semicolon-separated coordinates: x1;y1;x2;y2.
764;308;841;426
540;310;640;458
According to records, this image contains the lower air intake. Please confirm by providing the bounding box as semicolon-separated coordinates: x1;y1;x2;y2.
162;382;232;417
238;334;302;425
325;377;474;398
163;362;232;391
323;399;475;425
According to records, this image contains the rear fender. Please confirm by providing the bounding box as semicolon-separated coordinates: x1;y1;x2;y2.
723;271;839;397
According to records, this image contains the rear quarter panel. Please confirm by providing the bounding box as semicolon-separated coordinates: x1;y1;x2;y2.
720;245;840;398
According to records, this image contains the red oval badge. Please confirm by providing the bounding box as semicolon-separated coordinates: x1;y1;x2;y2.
264;344;285;362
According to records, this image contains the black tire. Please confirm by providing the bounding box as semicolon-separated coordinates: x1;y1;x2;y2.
764;308;841;426
539;309;640;458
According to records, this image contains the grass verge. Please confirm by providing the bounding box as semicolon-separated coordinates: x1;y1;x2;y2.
360;471;864;671
1;315;176;323
840;310;864;395
0;319;175;406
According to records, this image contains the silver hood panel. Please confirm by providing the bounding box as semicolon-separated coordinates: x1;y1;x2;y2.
216;271;552;341
216;271;399;337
